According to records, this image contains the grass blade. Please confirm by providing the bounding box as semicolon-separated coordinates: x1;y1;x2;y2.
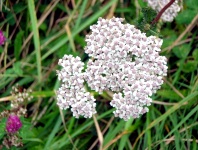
42;0;118;60
28;0;42;82
133;91;198;148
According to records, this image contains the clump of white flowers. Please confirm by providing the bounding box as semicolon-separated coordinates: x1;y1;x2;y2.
56;55;96;118
145;0;181;22
56;17;168;121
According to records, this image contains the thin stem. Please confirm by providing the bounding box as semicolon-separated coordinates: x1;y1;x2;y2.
151;0;175;25
59;109;78;150
93;114;103;150
0;96;13;102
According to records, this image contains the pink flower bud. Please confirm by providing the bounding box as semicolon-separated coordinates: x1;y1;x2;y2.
6;115;22;133
0;30;6;45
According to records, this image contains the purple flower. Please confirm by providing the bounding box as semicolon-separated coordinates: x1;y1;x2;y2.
0;30;6;45
6;115;22;133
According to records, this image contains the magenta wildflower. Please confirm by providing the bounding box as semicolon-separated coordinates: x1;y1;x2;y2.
6;115;22;133
0;30;6;45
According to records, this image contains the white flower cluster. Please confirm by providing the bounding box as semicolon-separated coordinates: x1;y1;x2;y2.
145;0;181;22
56;55;96;118
10;85;33;116
84;17;167;120
56;17;168;120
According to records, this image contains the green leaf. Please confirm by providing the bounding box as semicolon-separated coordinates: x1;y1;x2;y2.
19;117;40;142
13;61;23;76
162;34;177;49
14;30;24;60
186;0;198;10
182;60;198;73
13;2;26;13
172;44;190;59
157;90;181;101
39;23;47;31
176;10;197;24
74;35;86;47
192;49;198;61
0;3;26;26
6;12;15;25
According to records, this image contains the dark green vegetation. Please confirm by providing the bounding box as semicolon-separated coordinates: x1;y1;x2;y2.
0;0;198;149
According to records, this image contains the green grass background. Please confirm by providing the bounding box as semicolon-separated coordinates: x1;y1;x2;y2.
0;0;198;149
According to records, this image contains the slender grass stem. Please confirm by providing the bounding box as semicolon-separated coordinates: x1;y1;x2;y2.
28;0;42;83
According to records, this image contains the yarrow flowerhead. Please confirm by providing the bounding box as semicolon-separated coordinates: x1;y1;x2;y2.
56;17;168;121
144;0;181;22
6;115;22;133
56;55;96;118
84;17;167;120
0;30;6;45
